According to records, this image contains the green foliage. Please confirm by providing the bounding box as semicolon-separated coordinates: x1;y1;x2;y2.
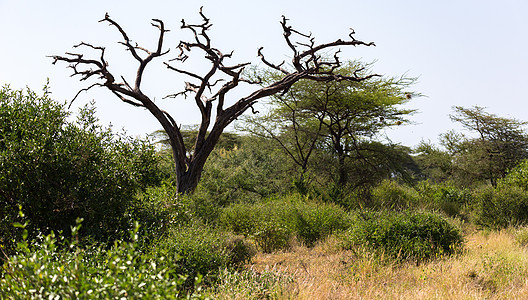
415;181;472;217
500;159;528;191
368;180;471;217
130;182;195;244
219;195;351;251
194;136;291;208
0;221;204;299
413;141;453;183
0;85;163;250
243;61;418;188
445;106;528;186
370;180;419;210
339;210;463;261
472;185;528;229
153;220;256;286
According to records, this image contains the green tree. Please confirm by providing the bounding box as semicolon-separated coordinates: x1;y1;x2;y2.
243;61;417;188
413;140;453;183
0;85;162;251
446;106;528;186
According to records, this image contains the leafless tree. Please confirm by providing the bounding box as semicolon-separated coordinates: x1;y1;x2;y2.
51;8;377;194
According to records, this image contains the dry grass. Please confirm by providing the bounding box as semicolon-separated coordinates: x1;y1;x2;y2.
212;228;528;299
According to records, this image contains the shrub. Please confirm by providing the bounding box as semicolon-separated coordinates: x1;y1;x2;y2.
370;180;419;210
152;221;255;287
219;201;293;253
415;181;472;217
292;201;351;247
0;85;163;251
194;138;290;207
130;182;194;244
339;210;463;261
472;185;528;229
500;159;528;191
219;195;351;251
0;221;204;299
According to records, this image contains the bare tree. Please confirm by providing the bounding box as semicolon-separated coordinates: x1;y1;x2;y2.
51;8;377;194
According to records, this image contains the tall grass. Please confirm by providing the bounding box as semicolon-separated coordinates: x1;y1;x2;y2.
210;229;528;299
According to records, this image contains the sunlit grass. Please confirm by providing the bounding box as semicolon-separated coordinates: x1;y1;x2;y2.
211;228;528;299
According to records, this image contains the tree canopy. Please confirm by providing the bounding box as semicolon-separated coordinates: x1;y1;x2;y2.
242;61;417;187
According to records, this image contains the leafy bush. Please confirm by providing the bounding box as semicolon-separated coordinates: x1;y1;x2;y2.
193;137;292;208
339;210;463;261
0;221;204;299
500;159;528;191
472;185;528;229
130;182;194;244
470;161;528;228
415;181;472;217
0;85;163;250
219;195;351;251
153;221;256;287
370;180;419;210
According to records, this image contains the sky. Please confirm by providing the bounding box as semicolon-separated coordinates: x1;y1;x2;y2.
1;0;527;147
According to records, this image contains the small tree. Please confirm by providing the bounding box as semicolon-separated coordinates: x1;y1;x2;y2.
51;9;377;194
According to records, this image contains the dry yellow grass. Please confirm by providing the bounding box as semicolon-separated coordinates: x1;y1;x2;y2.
212;228;528;299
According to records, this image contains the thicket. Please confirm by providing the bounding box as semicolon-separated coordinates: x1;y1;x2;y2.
0;86;170;252
471;160;528;229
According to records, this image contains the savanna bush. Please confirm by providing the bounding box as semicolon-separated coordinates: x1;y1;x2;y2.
130;182;194;244
500;159;528;191
472;185;528;229
470;161;528;229
219;194;351;251
152;220;256;287
339;210;463;261
370;180;419;210
0;85;164;251
194;139;290;208
0;221;204;299
415;181;472;217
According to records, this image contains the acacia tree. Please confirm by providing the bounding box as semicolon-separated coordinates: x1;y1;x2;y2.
446;106;528;186
51;8;377;194
244;61;416;187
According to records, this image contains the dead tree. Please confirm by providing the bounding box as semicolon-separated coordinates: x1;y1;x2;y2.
51;8;377;194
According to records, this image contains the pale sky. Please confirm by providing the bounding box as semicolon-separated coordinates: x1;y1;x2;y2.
1;0;527;147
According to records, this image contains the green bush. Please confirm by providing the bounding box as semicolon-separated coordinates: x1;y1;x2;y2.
130;182;194;245
415;181;472;217
0;85;163;251
219;200;293;252
153;221;256;287
194;138;290;207
500;159;528;191
219;195;351;251
370;180;419;210
472;185;528;229
470;161;528;228
0;221;204;299
339;210;463;261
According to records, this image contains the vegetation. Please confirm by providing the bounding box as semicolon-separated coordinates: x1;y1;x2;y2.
0;85;164;253
2;10;528;299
